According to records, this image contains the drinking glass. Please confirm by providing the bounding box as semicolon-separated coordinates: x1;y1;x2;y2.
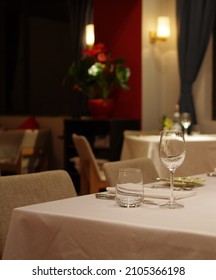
180;112;191;135
159;130;186;209
115;168;144;208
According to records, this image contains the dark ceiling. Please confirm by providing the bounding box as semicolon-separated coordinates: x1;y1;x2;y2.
29;0;69;21
1;0;69;22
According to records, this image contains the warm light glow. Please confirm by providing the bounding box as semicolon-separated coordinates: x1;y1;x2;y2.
85;24;95;47
149;16;171;43
157;17;170;38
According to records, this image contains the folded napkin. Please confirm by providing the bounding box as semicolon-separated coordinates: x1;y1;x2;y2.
106;187;196;200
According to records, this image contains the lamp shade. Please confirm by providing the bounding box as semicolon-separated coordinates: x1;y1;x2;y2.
85;24;95;47
156;17;170;38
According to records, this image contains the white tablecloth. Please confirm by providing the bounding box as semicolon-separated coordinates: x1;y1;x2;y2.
3;173;216;260
121;134;216;177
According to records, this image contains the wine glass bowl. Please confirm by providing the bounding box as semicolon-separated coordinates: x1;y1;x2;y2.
180;112;191;135
159;130;186;209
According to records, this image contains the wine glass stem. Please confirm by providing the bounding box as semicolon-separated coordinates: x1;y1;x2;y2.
184;127;188;136
170;169;175;206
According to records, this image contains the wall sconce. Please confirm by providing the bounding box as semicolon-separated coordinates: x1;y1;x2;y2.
149;17;170;43
85;24;95;47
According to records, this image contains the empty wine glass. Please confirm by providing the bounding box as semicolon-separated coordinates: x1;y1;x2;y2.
180;112;191;135
159;130;186;209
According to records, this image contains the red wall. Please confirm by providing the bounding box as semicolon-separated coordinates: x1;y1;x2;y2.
93;0;141;120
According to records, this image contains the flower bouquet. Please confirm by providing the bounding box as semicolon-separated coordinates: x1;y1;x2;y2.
65;43;131;100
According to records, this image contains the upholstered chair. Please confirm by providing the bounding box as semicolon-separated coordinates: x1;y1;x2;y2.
103;157;159;187
0;170;77;259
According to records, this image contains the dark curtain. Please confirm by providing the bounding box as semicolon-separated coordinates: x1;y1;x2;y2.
212;18;216;119
4;0;21;113
68;0;93;61
67;0;93;116
176;0;216;124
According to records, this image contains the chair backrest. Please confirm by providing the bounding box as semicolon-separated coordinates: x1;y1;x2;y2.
72;133;107;194
103;157;159;187
0;130;24;174
21;128;52;173
0;169;77;259
72;133;103;180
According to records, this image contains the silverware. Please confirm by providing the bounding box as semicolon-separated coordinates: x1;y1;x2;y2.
95;193;159;205
150;184;193;191
207;172;216;177
95;193;115;200
154;177;188;183
154;176;205;189
150;184;168;189
151;184;181;191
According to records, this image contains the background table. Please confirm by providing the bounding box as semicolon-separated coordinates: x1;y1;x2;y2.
3;173;216;260
121;134;216;177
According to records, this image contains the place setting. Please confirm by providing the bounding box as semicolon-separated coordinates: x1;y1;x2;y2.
96;175;199;207
96;130;206;209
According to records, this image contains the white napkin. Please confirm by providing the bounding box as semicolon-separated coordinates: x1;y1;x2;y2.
106;187;196;200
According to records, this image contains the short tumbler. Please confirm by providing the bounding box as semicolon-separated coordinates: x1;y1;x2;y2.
115;168;144;208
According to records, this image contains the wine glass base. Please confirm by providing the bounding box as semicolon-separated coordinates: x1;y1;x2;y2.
160;201;184;209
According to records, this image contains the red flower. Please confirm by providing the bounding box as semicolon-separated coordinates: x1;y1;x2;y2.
92;43;107;53
97;53;107;63
82;43;107;57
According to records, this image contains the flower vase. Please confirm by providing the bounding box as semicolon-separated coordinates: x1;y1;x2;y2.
88;99;114;119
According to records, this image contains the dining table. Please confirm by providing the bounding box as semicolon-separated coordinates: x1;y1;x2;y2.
2;173;216;260
120;134;216;177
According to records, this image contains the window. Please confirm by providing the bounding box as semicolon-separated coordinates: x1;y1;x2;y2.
0;0;92;117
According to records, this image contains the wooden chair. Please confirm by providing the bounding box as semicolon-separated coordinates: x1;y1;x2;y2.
103;157;159;187
0;130;24;175
0;129;52;175
0;169;77;259
72;133;108;194
20;128;52;173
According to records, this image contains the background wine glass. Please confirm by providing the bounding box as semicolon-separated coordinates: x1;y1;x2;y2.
180;112;191;135
159;130;186;209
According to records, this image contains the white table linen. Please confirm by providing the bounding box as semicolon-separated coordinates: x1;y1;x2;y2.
120;134;216;177
2;173;216;260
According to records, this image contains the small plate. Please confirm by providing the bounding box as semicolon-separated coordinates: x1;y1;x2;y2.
167;177;205;187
